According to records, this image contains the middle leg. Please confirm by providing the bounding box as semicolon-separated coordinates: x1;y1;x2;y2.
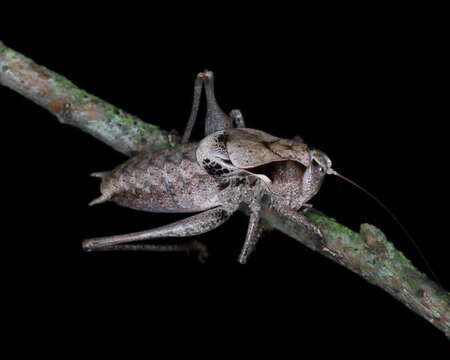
238;202;264;264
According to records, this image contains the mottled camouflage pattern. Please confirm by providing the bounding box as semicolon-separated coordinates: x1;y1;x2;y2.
91;142;268;215
84;70;332;262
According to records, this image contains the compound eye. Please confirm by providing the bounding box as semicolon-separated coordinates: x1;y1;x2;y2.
313;160;325;173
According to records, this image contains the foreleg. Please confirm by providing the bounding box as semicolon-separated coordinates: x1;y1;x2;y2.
272;204;326;252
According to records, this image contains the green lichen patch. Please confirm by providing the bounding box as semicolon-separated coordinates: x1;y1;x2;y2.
305;212;350;234
360;223;391;258
306;212;364;248
50;71;94;103
104;102;150;131
358;224;425;292
396;250;416;271
307;211;429;297
374;246;425;295
442;292;450;304
43;64;170;155
360;223;386;243
101;102;170;154
359;224;419;275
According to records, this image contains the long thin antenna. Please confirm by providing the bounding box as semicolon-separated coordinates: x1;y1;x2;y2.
331;170;442;288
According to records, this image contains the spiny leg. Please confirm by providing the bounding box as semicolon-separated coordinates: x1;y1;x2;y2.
83;206;236;251
88;240;208;262
277;206;322;238
181;73;204;144
203;70;234;136
238;205;263;264
181;70;235;144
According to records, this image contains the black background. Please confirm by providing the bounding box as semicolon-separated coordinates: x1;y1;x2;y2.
2;9;448;351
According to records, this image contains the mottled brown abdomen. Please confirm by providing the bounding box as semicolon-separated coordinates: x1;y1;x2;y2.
95;143;221;213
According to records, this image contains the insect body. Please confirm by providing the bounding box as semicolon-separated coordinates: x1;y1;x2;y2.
89;143;220;213
83;71;334;263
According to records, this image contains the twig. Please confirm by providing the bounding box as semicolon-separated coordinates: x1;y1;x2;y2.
0;41;169;156
1;40;448;336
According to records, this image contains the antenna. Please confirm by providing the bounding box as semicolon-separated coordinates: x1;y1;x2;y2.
328;169;443;288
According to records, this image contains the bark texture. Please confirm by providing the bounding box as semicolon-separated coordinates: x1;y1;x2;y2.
1;40;448;336
0;41;169;156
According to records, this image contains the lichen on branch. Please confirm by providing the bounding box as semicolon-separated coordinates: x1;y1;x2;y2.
0;40;169;156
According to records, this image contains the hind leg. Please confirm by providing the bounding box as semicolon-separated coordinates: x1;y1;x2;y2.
181;71;234;144
181;73;205;144
89;240;209;262
83;206;236;251
202;71;233;135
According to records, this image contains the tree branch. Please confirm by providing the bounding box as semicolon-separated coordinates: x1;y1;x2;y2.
0;41;170;156
1;40;448;336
